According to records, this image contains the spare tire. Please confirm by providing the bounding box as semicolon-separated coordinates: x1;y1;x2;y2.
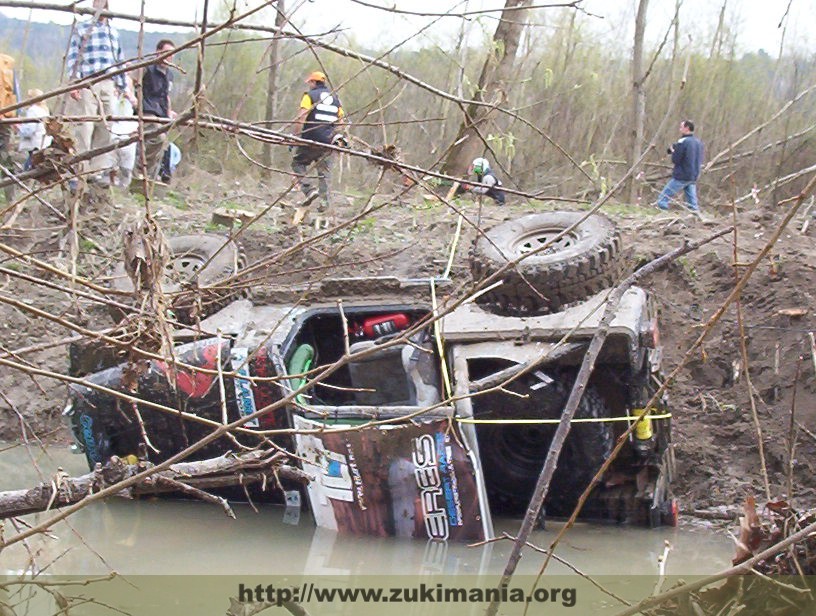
470;212;623;315
108;234;245;324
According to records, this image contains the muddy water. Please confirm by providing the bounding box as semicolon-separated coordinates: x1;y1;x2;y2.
0;444;732;576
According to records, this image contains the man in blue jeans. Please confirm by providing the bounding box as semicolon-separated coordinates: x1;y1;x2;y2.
657;120;704;212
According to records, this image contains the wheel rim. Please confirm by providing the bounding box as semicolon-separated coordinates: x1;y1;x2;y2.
165;251;206;284
510;226;579;258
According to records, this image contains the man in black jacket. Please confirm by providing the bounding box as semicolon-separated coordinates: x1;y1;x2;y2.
291;70;345;212
657;120;704;212
136;39;175;181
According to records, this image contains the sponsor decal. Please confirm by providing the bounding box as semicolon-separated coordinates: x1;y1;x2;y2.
155;339;222;398
230;347;258;427
252;345;279;428
294;416;486;541
80;414;100;463
412;433;449;540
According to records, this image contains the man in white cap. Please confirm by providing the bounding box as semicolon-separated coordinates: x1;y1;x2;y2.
461;157;506;205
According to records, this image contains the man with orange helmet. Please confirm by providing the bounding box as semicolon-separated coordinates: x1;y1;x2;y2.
291;70;345;211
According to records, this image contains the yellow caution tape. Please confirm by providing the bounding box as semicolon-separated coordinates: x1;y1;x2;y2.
457;413;672;425
430;278;453;399
442;213;464;280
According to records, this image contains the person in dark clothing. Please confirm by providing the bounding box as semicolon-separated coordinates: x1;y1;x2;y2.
135;38;175;181
657;120;704;212
291;70;345;211
460;157;505;205
159;142;181;182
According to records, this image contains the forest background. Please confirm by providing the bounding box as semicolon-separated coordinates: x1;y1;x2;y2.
1;0;814;207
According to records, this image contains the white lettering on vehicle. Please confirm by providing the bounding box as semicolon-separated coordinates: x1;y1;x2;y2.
412;434;449;540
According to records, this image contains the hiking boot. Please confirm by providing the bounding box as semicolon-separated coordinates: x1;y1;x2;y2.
313;215;330;231
88;173;111;188
304;188;319;203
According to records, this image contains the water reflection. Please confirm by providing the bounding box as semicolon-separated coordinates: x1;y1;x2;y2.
1;444;733;577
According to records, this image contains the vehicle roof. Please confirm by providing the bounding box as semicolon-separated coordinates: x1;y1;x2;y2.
441;287;649;343
181;283;649;351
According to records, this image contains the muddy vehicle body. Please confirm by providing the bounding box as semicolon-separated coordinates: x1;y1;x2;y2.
64;212;676;539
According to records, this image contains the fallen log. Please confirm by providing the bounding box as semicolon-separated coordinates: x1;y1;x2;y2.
684;508;739;522
0;450;311;519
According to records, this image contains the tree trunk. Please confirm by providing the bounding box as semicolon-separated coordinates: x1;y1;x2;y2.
627;0;649;204
191;0;210;156
709;0;728;60
440;0;533;177
435;1;470;154
0;451;309;519
262;1;287;177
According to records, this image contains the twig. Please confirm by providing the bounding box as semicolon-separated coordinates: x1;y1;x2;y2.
216;330;228;425
795;420;816;445
338;299;350;357
705;82;816;171
611;517;816;616
808;332;816;378
731;192;771;500
468;342;585;393
155;476;235;518
654;540;673;595
786;357;802;501
472;532;631;606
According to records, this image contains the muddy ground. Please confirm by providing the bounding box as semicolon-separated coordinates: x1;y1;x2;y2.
1;168;815;515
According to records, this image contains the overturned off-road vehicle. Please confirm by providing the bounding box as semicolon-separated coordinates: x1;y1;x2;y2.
64;212;676;541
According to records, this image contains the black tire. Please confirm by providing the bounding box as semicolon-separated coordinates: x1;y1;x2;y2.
475;373;612;518
67;338;240;468
108;234;245;324
470;212;623;315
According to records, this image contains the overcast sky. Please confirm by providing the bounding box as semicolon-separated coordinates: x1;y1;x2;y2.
1;0;813;54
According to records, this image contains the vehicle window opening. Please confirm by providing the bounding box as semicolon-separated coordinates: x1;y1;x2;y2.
285;309;440;407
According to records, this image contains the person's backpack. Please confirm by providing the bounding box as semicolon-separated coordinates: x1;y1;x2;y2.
0;54;17;118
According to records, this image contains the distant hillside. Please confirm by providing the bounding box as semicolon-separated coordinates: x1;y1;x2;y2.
0;14;185;89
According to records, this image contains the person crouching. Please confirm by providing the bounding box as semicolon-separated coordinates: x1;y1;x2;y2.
461;157;505;205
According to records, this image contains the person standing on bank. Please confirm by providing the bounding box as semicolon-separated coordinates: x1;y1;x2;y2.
656;120;704;212
110;75;137;187
136;38;175;181
65;0;133;185
18;89;52;167
0;53;20;203
291;70;344;211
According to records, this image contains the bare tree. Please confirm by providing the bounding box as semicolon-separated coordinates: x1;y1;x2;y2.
440;0;533;176
1;6;816;613
261;0;287;177
626;0;649;204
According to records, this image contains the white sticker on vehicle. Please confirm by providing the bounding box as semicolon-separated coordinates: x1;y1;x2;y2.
230;347;258;427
